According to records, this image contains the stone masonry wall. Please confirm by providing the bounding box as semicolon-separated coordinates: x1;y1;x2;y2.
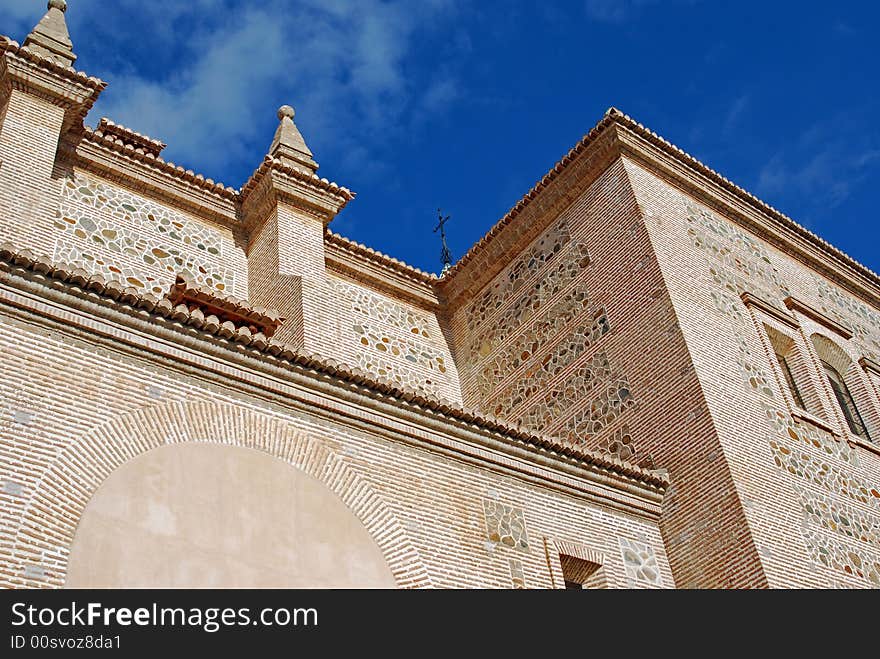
624;157;880;588
450;165;638;461
0;305;671;589
449;160;771;587
324;274;461;402
55;170;247;298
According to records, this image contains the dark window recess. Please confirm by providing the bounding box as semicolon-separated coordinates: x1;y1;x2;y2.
775;351;806;410
822;361;871;440
559;554;604;589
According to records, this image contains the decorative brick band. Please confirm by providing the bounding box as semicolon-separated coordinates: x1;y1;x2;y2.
0;243;669;490
5;400;434;589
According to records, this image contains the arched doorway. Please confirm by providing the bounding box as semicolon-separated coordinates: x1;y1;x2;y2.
65;443;397;588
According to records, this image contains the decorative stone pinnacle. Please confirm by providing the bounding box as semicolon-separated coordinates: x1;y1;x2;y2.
23;0;76;67
269;104;318;172
278;105;295;121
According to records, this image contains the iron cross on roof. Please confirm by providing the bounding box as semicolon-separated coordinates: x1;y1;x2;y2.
434;208;453;274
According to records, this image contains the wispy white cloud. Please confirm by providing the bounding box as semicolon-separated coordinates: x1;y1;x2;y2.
584;0;698;23
0;0;53;38
756;109;880;214
721;93;750;137
2;1;461;184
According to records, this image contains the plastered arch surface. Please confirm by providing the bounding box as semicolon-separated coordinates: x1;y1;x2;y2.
9;400;433;588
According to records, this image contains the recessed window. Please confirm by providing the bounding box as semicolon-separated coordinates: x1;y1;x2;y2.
761;323;820;413
776;350;806;410
822;360;871;440
560;554;605;589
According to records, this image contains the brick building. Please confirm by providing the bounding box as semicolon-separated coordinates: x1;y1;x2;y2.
1;2;878;589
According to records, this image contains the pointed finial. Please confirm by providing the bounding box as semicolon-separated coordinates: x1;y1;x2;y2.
269;104;319;172
23;0;76;67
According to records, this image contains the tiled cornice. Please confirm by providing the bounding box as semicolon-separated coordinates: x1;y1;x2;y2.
0;36;105;135
64;133;240;228
240;157;354;232
324;230;440;310
0;35;104;91
0;242;670;495
167;275;284;338
438;108;880;314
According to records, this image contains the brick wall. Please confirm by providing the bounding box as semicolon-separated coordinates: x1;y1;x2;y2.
3;20;877;589
0;90;66;254
0;296;671;589
448;158;765;588
624;157;880;588
53;169;247;298
324;274;461;402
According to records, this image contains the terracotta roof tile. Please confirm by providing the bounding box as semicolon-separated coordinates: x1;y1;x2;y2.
438;107;880;293
0;242;668;490
240;156;355;206
168;275;283;336
94;118;166;157
0;34;106;90
81;125;238;199
325;230;437;284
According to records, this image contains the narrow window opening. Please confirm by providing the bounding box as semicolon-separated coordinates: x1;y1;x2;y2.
822;360;871;440
776;351;806;410
560;554;605;589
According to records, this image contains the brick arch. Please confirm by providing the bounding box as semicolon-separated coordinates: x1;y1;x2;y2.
810;332;856;378
11;400;433;589
811;332;880;438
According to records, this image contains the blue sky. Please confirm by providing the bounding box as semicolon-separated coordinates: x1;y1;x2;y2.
2;0;878;275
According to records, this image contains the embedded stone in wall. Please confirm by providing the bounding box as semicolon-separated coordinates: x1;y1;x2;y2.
758;399;859;467
598;424;637;462
56;173;233;295
23;564;46;581
795;485;880;551
769;439;880;510
736;334;776;399
483;499;530;551
519;351;614;432
686;203;789;304
465;217;571;329
465;249;592;369
815;278;880;361
709;286;776;399
710;289;748;325
341;281;434;339
2;480;23;496
509;558;526;588
566;377;636;439
802;527;880;585
326;277;454;397
354;350;445;396
683;194;880;588
353;322;447;375
619;538;661;585
481;309;611;416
